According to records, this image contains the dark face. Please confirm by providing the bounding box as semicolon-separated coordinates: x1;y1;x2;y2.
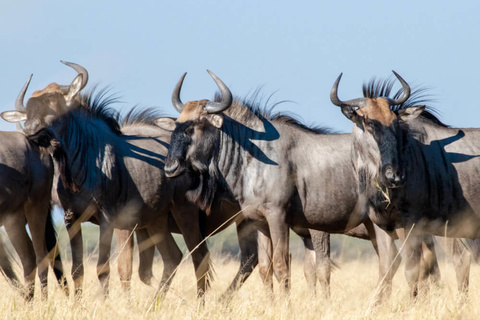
344;103;425;189
164;119;220;178
363;117;407;188
23;92;66;135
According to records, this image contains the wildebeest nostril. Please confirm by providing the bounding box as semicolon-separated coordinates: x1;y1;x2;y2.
164;159;179;175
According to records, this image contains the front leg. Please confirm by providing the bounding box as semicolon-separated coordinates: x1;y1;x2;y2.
4;214;36;301
310;230;331;298
65;210;84;297
257;227;273;290
398;224;422;298
98;219;114;296
24;203;50;299
115;229;134;291
171;203;212;298
368;221;400;302
265;208;290;292
223;219;259;299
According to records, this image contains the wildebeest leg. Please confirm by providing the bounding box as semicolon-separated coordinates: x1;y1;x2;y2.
98;219;114;296
171;205;211;298
265;210;290;292
0;238;18;285
115;229;133;291
302;234;316;295
418;235;440;285
65;210;84;297
257;226;273;290
397;225;422;298
136;228;157;286
452;238;471;294
368;221;400;302
4;214;36;301
24;202;51;299
310;230;331;298
436;237;470;294
148;215;183;297
223;219;259;297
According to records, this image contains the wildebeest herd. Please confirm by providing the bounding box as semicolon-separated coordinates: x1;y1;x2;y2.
0;62;478;307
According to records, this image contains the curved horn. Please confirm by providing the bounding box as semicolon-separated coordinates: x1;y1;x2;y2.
172;72;187;113
390;70;411;105
204;70;233;114
58;60;89;92
330;73;345;107
330;73;367;108
15;74;33;112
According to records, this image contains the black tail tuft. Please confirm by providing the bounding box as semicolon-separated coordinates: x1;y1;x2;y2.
45;205;68;288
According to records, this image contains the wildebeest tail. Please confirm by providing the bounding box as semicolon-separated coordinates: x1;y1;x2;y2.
44;204;68;289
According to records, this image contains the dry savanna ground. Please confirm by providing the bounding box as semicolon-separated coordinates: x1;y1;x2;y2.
1;231;480;320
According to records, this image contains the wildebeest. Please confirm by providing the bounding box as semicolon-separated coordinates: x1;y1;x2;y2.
3;65;158;294
0;76;68;299
162;70;419;299
330;71;478;296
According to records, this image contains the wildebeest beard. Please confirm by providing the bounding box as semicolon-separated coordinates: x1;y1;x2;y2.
184;160;225;215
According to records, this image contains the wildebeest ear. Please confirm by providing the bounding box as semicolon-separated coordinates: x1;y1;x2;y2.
397;105;426;122
154;117;176;131
341;106;361;125
65;74;83;106
210;114;224;128
0;110;27;122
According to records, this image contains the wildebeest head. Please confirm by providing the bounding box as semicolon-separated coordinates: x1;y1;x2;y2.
1;61;88;135
330;71;425;188
162;71;232;178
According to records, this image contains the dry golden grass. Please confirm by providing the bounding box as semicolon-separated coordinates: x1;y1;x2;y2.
1;253;480;320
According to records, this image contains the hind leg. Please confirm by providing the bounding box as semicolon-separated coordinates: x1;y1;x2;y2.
4;214;36;301
418;234;441;288
136;228;156;286
148;215;183;297
0;235;19;285
437;237;471;294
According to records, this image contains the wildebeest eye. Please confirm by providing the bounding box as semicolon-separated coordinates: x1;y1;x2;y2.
185;126;194;136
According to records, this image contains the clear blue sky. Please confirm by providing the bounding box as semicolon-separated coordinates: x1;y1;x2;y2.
1;0;479;134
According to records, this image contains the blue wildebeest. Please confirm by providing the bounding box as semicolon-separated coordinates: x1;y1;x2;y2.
161;70;421;300
330;71;476;296
3;64;158;294
0;76;68;299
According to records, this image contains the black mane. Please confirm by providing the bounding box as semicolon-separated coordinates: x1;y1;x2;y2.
77;87;122;135
362;77;449;128
120;106;167;127
214;90;332;135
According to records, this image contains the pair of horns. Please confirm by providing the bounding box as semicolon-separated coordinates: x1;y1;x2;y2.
15;61;89;112
330;71;411;108
172;70;232;114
